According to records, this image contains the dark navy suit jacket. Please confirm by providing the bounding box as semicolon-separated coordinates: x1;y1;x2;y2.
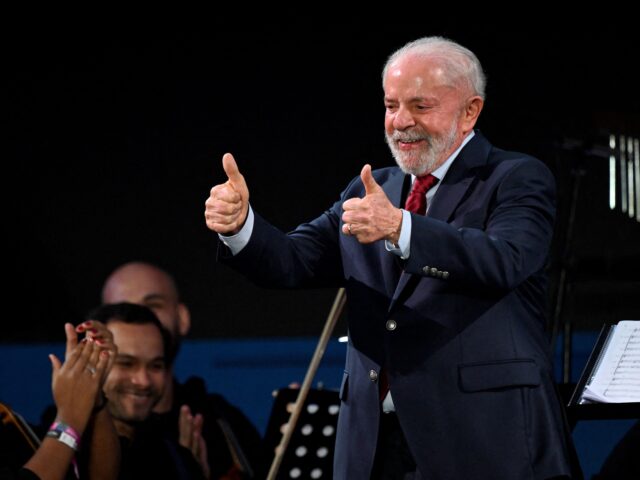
220;132;580;479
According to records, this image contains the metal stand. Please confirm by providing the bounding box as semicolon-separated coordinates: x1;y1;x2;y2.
550;147;586;385
266;288;346;480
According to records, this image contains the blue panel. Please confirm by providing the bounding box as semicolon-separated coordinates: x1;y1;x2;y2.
0;338;346;435
1;333;636;479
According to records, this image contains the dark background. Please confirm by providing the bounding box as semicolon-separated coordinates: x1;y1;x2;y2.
6;22;640;342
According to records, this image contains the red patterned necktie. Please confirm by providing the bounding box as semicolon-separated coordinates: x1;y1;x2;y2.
404;174;439;215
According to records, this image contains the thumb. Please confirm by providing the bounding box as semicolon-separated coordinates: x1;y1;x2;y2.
222;153;244;187
361;164;381;195
49;354;62;373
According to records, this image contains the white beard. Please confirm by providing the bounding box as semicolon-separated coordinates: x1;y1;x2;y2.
385;119;460;176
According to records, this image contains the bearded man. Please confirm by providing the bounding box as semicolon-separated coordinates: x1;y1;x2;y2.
204;37;581;480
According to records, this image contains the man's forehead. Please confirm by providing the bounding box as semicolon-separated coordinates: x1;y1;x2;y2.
105;273;176;302
111;338;165;362
109;321;162;345
115;352;165;364
142;292;172;303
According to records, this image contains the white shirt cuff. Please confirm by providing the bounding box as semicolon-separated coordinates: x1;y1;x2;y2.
218;207;254;255
384;209;412;259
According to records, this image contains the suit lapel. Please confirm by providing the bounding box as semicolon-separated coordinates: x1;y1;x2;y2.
383;167;408;209
429;132;491;221
427;175;474;221
379;168;409;296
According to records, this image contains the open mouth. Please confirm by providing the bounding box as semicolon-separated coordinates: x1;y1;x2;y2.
119;389;153;401
398;139;427;149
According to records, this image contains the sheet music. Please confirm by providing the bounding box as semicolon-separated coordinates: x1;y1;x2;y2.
582;320;640;403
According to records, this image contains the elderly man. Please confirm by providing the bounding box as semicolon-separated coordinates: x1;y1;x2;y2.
205;37;580;479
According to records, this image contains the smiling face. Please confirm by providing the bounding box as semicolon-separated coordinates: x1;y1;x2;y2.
103;321;167;429
383;53;481;176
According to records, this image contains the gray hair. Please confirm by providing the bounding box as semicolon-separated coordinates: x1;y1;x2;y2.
382;36;486;99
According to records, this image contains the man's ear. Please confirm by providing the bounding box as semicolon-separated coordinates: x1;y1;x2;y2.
177;303;191;336
460;96;484;133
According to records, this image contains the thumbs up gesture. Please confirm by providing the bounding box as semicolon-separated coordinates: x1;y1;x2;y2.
205;153;250;235
341;165;403;244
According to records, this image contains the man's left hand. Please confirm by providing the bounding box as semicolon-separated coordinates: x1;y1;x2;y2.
342;164;403;244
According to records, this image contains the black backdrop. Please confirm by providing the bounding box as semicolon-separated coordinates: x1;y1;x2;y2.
6;22;640;341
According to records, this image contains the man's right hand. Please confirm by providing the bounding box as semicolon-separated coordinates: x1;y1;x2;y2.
204;153;249;235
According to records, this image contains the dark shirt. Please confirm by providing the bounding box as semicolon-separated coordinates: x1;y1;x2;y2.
35;377;266;479
36;402;205;480
155;377;266;479
118;416;205;480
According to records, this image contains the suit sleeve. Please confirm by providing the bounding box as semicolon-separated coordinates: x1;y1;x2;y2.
218;200;346;289
403;157;556;290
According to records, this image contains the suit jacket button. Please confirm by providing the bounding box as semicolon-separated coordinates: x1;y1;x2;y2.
369;370;378;382
442;271;450;279
386;319;397;331
430;267;438;276
422;266;430;274
436;270;443;278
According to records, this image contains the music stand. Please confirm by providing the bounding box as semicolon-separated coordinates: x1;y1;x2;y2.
263;387;340;479
566;323;640;429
